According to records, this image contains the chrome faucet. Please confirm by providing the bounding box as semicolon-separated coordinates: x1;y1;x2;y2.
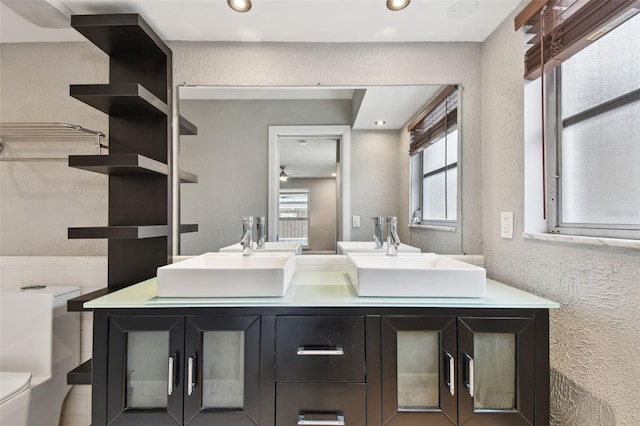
372;216;384;249
386;216;401;256
240;216;254;256
256;216;266;249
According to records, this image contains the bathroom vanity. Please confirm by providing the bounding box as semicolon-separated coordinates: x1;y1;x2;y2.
85;264;557;426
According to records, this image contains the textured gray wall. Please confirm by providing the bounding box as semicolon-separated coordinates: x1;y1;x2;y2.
0;42;108;256
178;99;350;254
481;7;640;425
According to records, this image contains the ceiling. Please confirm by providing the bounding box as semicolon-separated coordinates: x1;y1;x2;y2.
179;85;442;131
279;137;338;179
0;0;522;44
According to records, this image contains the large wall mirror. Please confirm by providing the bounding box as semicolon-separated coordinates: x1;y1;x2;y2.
177;85;463;255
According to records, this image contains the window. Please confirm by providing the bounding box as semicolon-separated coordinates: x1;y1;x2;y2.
278;189;309;247
409;86;459;226
422;129;458;222
548;12;640;239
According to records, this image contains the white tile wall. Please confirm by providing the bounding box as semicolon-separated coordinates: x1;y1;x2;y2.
0;256;106;426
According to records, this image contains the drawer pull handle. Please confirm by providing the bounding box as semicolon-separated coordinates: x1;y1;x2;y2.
167;353;176;396
445;352;455;396
297;414;345;425
297;346;344;356
465;353;475;398
187;353;197;396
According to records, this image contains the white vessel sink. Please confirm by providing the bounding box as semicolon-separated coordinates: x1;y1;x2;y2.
346;253;486;298
219;241;302;254
337;241;421;254
157;252;296;298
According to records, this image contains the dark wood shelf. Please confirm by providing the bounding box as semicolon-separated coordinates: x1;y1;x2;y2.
69;225;169;240
69;153;167;176
180;224;199;234
71;14;170;56
70;83;168;117
179;169;198;183
69;154;198;183
69;224;198;240
67;359;92;384
179;115;198;136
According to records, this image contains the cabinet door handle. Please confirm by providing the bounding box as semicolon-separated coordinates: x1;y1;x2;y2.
296;346;344;356
168;353;176;396
187;353;197;396
445;352;455;396
297;414;345;425
464;353;475;397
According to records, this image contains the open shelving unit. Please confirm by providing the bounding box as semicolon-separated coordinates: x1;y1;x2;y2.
65;13;198;385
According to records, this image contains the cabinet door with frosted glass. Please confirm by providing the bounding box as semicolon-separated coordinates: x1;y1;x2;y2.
107;316;185;426
381;316;457;426
457;317;535;426
183;316;260;426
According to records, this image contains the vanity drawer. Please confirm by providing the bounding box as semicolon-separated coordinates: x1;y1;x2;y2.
275;316;365;382
276;383;366;426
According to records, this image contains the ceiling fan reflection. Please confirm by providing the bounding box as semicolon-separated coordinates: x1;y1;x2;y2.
279;165;301;182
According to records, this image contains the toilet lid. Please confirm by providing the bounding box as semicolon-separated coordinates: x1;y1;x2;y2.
0;372;31;405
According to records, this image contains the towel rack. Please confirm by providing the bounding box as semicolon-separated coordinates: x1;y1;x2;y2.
0;122;107;162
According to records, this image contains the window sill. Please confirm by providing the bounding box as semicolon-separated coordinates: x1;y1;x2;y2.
522;232;640;250
410;223;457;232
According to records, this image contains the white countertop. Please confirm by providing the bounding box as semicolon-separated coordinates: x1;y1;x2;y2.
85;270;559;309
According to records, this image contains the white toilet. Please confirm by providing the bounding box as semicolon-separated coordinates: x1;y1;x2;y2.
0;286;80;426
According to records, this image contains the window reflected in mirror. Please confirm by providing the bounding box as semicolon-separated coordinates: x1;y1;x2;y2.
278;189;310;248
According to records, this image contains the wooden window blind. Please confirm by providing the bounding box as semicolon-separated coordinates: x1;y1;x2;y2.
408;85;458;156
515;0;640;80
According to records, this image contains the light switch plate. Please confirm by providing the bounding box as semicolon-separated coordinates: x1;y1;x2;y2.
352;215;360;228
501;212;513;239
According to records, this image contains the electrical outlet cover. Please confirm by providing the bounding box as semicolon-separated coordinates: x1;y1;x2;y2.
500;212;513;239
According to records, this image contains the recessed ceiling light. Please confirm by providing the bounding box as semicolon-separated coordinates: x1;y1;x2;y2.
447;0;479;20
228;0;252;13
375;120;386;126
331;173;337;177
298;139;308;146
386;0;411;12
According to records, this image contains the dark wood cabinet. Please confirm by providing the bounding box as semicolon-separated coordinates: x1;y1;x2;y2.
91;307;549;426
380;315;539;426
457;317;535;426
381;315;458;426
98;314;261;426
106;316;185;426
276;383;367;426
184;316;260;426
275;316;365;383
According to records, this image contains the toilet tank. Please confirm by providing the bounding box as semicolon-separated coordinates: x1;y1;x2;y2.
0;286;80;379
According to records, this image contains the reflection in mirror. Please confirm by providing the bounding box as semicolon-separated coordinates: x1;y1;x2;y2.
177;85;463;255
278;189;311;249
267;124;349;253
